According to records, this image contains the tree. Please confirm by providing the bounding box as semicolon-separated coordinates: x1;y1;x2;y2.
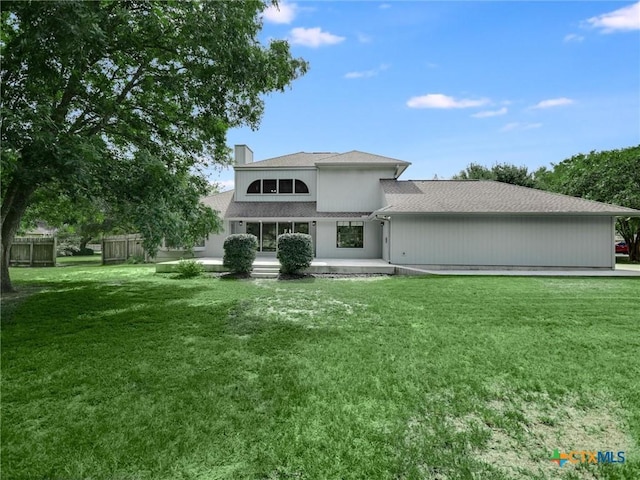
1;1;308;292
541;146;640;261
452;162;535;187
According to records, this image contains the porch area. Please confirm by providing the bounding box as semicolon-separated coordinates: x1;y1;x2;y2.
155;257;395;275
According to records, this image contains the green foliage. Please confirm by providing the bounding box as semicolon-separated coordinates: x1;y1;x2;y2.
126;254;146;265
453;162;535;187
175;259;205;278
277;233;313;274
223;234;258;274
0;0;308;292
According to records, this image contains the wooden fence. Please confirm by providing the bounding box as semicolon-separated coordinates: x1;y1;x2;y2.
10;237;57;267
102;234;146;265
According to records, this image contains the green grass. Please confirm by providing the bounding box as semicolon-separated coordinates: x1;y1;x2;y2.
56;254;102;266
2;265;640;479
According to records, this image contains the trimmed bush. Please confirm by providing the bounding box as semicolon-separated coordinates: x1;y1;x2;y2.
223;234;258;274
277;233;313;275
175;259;205;278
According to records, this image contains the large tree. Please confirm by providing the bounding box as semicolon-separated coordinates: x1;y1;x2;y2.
1;1;308;292
540;146;640;262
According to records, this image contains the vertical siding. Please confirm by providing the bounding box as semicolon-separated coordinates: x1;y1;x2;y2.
202;220;230;257
315;220;382;258
390;215;613;268
234;169;316;202
316;168;394;212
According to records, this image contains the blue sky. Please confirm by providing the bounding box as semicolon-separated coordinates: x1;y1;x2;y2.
215;1;640;190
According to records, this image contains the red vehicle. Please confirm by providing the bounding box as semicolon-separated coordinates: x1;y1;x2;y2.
615;242;629;254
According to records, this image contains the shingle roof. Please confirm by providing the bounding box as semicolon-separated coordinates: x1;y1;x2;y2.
236;150;411;169
201;190;370;218
378;180;640;215
235;152;338;168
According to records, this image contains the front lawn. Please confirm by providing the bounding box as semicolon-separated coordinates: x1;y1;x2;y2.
2;265;639;479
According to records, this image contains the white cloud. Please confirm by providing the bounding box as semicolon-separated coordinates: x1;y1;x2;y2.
471;107;508;118
406;93;490;109
586;1;640;33
344;64;389;79
530;97;574;109
500;122;542;132
263;1;297;24
289;27;345;47
564;33;585;43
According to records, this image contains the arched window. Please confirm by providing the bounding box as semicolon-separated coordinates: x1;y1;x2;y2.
295;180;309;194
247;180;261;194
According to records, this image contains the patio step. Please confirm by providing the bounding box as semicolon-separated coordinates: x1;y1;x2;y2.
251;266;280;279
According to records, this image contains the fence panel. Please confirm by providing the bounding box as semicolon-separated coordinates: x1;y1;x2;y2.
10;237;56;267
102;234;146;264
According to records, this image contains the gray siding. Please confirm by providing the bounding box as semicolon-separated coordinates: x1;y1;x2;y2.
389;215;614;268
235;169;316;202
315;220;382;259
317;167;394;212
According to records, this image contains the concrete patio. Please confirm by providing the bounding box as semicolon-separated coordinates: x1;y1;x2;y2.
155;257;640;277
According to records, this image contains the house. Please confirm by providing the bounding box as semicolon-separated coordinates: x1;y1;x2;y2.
198;145;639;269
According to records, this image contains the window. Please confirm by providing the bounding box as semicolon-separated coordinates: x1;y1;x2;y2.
263;179;277;194
337;221;364;248
295;180;309;194
246;178;310;195
279;179;293;194
247;180;261;194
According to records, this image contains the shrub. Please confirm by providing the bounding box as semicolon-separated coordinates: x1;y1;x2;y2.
223;234;258;274
175;258;205;278
126;254;146;264
277;233;313;275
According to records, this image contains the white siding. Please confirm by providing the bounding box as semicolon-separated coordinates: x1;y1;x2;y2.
315;220;382;259
234;169;316;202
202;220;230;257
316;167;394;212
389;215;614;268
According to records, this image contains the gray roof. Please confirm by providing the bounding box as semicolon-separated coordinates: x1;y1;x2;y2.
202;190;369;219
378;180;640;215
236;150;411;170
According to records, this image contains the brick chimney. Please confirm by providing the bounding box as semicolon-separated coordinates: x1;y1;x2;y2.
234;145;253;165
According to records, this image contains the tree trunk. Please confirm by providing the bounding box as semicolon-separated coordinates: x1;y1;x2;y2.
1;180;37;293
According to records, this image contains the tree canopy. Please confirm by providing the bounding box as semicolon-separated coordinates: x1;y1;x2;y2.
1;0;308;291
452;162;536;187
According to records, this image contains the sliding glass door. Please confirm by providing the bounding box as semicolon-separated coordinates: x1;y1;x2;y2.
245;222;310;252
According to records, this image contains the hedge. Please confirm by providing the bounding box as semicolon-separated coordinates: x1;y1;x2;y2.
223;234;258;274
277;233;313;275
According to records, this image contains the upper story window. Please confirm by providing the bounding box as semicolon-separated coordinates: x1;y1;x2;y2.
246;179;310;195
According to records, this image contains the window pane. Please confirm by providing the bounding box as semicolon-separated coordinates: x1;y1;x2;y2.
247;180;261;194
294;222;309;234
279;179;293;194
295;179;309;194
337;222;364;248
263;179;277;194
246;222;260;239
262;223;277;251
278;222;293;236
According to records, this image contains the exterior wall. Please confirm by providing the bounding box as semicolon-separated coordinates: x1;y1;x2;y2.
315;220;382;259
234;168;316;202
316;167;395;212
388;215;614;268
202;220;232;257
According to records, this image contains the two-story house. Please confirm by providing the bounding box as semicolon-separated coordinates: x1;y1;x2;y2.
199;145;638;269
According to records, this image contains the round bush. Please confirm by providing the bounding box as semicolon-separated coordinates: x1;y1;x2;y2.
277;233;313;275
223;234;258;274
175;258;205;278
